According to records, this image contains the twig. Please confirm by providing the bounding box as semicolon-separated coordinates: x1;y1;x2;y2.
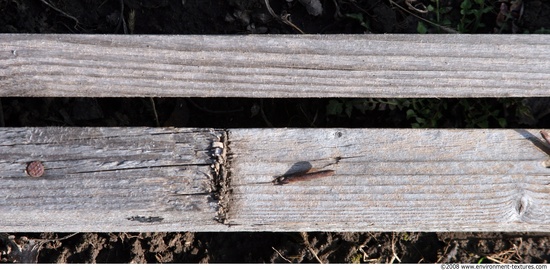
149;97;160;127
49;232;79;242
298;104;318;127
388;0;458;33
389;233;402;263
39;0;80;27
300;232;323;263
358;244;380;263
405;0;428;14
272;247;293;263
485;239;522;264
119;0;128;34
332;0;342;18
259;99;274;127
437;241;458;263
264;0;305;34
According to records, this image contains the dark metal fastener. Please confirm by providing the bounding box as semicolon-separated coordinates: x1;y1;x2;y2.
273;169;335;185
26;161;44;177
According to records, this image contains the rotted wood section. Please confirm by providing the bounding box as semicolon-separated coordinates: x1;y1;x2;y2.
0;127;228;232
1;128;550;232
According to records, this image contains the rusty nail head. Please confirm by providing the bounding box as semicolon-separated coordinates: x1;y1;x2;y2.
26;161;44;177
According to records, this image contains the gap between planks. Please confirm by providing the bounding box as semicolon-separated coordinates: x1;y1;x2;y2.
2;34;550;97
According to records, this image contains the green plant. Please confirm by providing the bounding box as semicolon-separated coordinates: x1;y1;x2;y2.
345;13;371;32
458;99;504;128
417;21;429;34
327;98;410;118
350;253;363;264
417;0;494;33
457;0;493;33
326;98;447;128
405;99;447;128
418;0;453;33
326;98;533;129
532;27;550;34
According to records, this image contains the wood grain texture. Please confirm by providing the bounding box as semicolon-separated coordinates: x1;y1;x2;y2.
0;127;228;231
2;34;550;97
3;127;550;232
227;129;550;231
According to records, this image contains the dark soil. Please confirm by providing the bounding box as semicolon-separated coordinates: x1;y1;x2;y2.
3;231;550;263
2;0;550;264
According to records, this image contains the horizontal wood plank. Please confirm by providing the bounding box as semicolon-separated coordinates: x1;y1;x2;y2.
0;127;228;231
227;129;550;231
2;34;550;97
2;128;550;231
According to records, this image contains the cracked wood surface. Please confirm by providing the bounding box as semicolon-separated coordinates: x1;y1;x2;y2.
0;127;227;231
2;128;550;231
2;34;550;97
227;129;550;231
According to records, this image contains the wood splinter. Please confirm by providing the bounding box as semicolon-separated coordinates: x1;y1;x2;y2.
273;170;335;185
541;130;550;168
541;130;550;145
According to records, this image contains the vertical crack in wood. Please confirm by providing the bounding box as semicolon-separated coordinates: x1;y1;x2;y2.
211;129;231;224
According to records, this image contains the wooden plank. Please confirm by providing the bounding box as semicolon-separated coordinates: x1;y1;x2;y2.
227;129;550;231
2;34;550;98
3;127;550;232
0;127;228;232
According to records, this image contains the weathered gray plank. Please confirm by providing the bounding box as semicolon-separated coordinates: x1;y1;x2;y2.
2;34;550;97
3;127;550;232
0;127;228;232
227;129;550;231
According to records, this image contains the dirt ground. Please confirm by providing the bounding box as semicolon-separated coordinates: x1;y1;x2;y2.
2;0;550;264
2;232;550;263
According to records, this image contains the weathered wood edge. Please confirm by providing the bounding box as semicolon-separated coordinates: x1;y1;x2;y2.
2;34;550;97
0;127;230;232
3;127;550;232
226;128;550;232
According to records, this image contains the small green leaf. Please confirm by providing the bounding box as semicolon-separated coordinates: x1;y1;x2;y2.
417;21;428;34
345;13;364;21
460;0;471;16
498;118;507;128
326;100;343;116
477;120;488;128
406;109;416;119
460;0;471;10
